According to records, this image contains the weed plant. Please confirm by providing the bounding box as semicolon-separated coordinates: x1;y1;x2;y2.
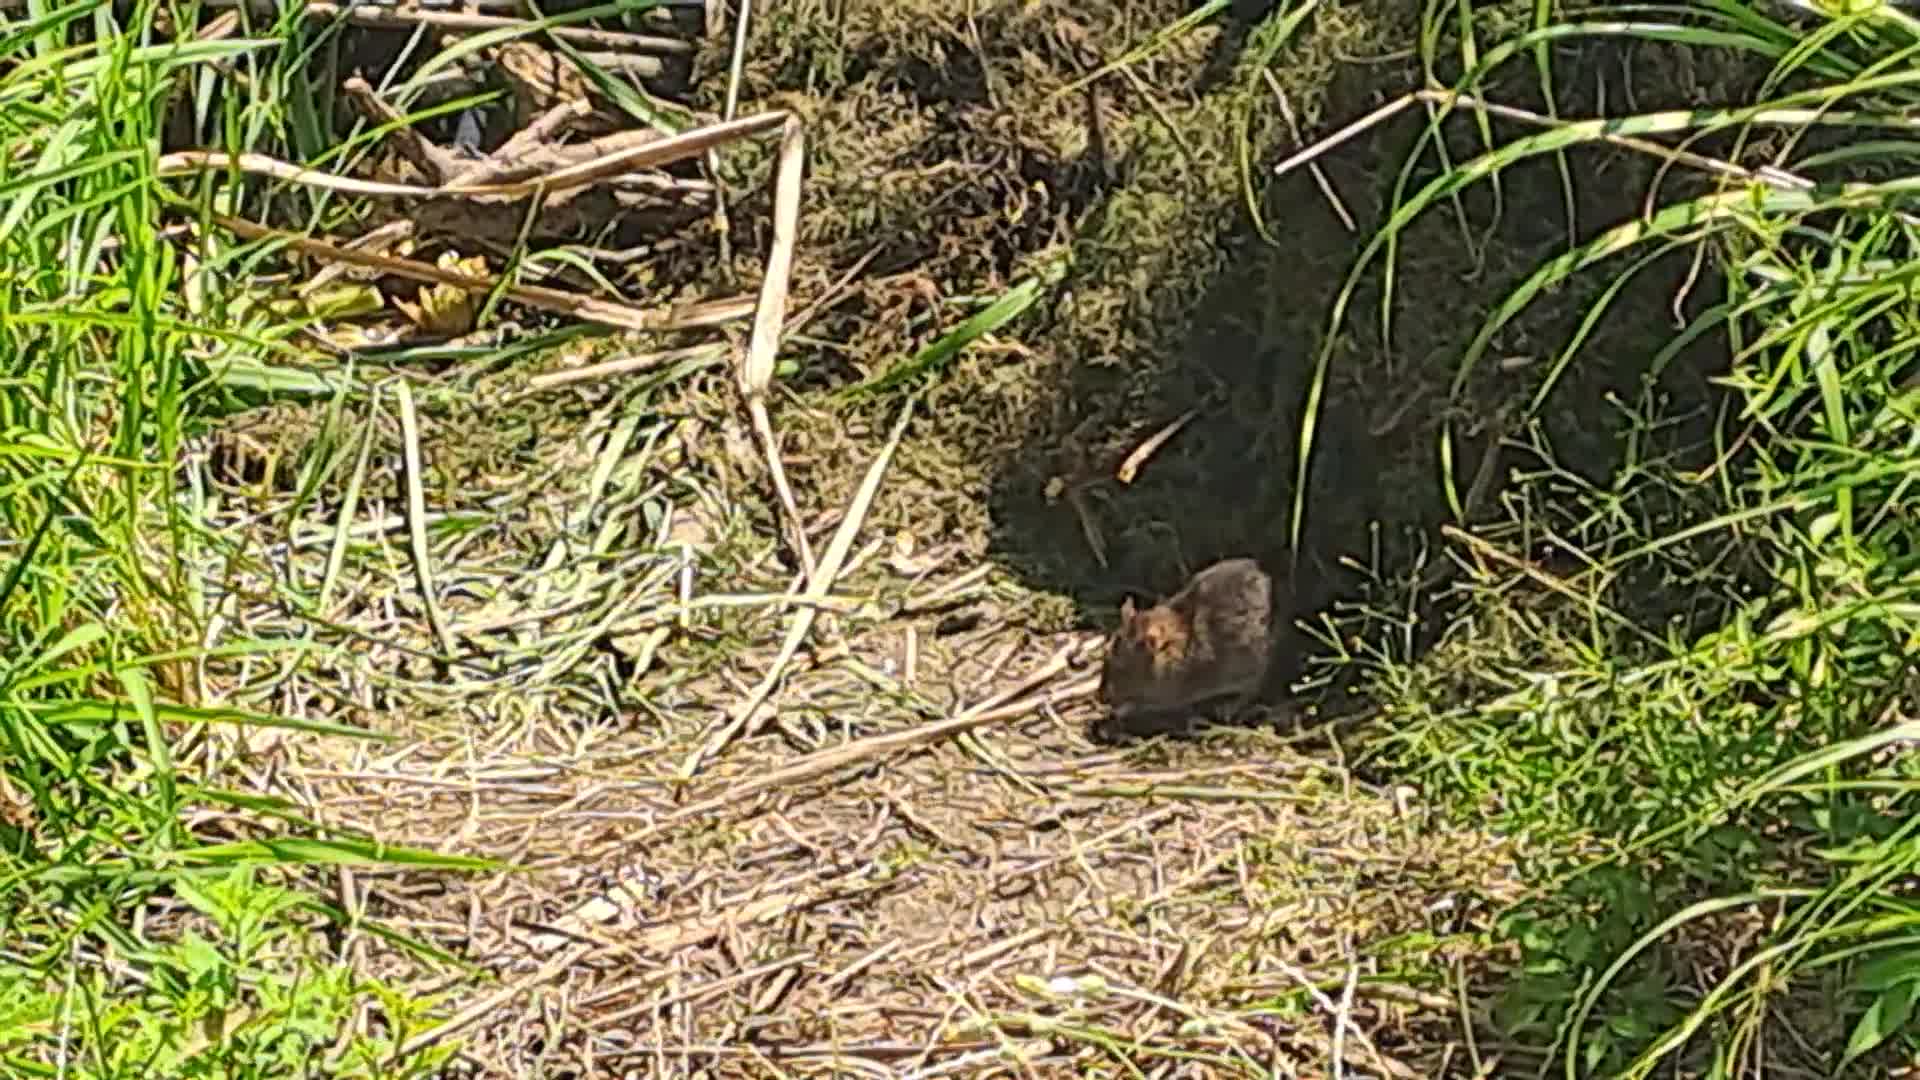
1319;0;1920;1073
0;2;484;1075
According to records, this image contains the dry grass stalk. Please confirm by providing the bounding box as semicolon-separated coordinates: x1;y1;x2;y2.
317;387;382;616
209;214;749;335
525;343;727;391
596;952;813;1027
704;0;756;271
204;0;698;52
1263;68;1355;234
681;396;916;776
396;943;591;1060
296;219;415;299
1276;88;1797;194
159;111;789;200
341;76;459;185
393;381;457;658
1116;407;1198;485
661;643;1090;836
738;114;814;576
442;126;686;190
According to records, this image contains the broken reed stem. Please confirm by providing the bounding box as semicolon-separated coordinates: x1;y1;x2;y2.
740;115;813;577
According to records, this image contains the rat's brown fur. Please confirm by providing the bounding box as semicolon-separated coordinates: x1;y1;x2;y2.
1098;558;1276;726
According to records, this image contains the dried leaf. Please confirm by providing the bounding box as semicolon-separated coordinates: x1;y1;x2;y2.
395;252;489;334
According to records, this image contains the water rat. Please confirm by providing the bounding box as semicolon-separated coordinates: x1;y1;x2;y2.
1098;557;1276;729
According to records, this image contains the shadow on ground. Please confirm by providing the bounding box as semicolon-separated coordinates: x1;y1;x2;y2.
981;33;1737;709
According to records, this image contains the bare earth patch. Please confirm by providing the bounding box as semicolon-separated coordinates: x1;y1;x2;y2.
192;367;1522;1075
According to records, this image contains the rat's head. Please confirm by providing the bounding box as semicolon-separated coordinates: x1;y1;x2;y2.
1098;597;1193;712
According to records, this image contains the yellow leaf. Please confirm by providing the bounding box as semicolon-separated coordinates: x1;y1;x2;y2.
395;252;488;334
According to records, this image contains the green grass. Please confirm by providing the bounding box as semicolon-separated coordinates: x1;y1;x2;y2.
0;1;494;1075
1306;0;1920;1073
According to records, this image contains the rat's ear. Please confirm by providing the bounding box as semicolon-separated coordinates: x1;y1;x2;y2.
1119;596;1136;621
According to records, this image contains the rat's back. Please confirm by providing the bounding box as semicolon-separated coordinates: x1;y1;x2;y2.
1174;558;1272;622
